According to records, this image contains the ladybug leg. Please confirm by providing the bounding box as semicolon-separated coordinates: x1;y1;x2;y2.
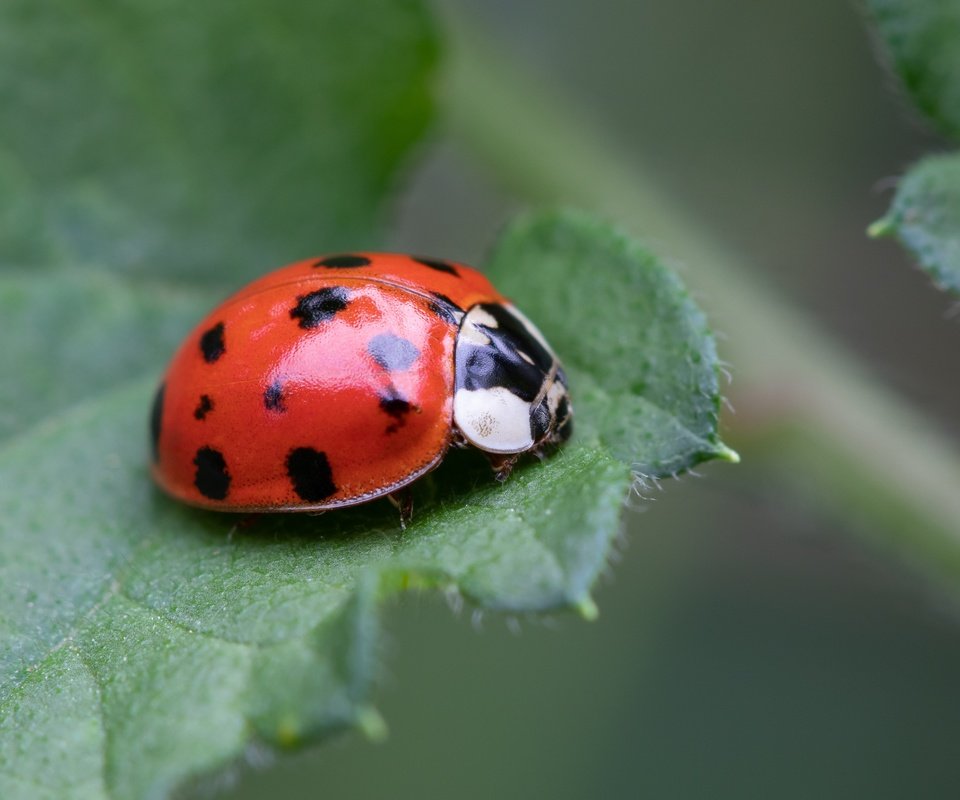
449;429;470;449
531;442;555;461
387;488;414;530
226;513;261;541
484;452;520;483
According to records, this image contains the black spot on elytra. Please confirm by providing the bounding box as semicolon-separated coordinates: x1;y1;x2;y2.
264;379;286;412
368;333;420;372
200;321;226;363
315;254;371;268
194;446;230;500
427;292;462;324
290;286;350;329
379;387;415;433
413;256;459;276
286;447;337;502
193;394;214;420
149;383;165;462
381;396;411;419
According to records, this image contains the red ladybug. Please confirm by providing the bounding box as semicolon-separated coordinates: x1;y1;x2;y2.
150;253;572;525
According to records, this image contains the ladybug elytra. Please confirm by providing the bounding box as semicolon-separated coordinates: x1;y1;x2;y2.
150;253;572;525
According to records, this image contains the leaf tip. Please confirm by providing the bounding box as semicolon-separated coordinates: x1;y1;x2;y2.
574;595;599;621
716;443;740;464
867;216;896;239
356;705;389;743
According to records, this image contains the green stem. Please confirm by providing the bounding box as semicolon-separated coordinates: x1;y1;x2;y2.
440;21;960;583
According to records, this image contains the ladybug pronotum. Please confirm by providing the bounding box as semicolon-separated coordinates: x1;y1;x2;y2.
150;253;572;525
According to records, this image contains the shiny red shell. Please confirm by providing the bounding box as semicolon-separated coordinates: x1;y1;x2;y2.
150;253;507;511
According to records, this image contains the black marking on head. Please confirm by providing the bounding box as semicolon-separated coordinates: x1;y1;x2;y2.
200;322;226;363
530;398;551;442
290;286;350;329
413;256;459;276
264;379;286;412
555;394;573;442
456;304;553;402
150;383;165;462
459;347;541;399
315;254;371;268
379;386;415;434
368;333;420;372
286;447;337;502
485;305;554;370
194;394;214;421
193;446;230;500
428;292;462;324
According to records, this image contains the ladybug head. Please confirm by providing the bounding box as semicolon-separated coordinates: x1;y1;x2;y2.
452;302;573;456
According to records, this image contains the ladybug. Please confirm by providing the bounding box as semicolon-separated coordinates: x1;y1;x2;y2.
150;253;572;526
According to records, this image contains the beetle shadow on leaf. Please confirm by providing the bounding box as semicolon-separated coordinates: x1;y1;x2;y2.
411;446;537;511
146;483;400;546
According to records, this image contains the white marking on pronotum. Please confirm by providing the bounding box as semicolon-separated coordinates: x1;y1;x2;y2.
457;306;498;347
470;307;499;328
453;386;535;453
546;379;566;414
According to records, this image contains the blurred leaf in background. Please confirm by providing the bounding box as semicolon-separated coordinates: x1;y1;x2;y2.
868;0;960;296
867;0;960;140
0;0;438;282
870;153;960;296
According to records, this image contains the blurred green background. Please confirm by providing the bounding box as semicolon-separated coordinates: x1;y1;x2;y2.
218;0;960;797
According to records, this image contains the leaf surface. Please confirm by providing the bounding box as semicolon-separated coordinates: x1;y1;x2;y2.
0;270;216;443
0;212;733;798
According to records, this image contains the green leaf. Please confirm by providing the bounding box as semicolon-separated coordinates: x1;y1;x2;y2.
486;209;737;475
0;211;733;798
0;382;630;799
0;0;438;282
866;0;960;141
0;270;216;443
870;153;960;295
